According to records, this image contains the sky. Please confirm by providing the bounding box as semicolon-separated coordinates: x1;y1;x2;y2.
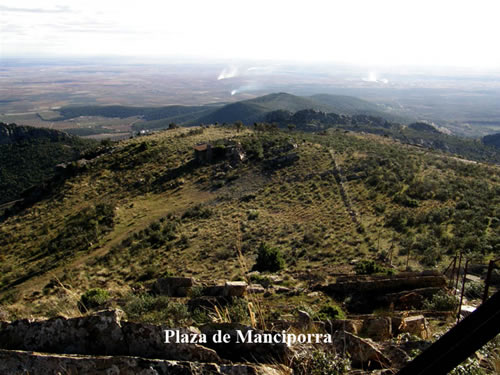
1;0;500;70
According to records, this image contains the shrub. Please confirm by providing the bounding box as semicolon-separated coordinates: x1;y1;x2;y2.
253;242;285;272
182;204;213;220
464;281;483;300
354;260;393;275
249;274;272;288
293;349;351;375
228;298;250;323
123;293;189;324
314;303;346;321
247;210;259;220
423;291;458;311
79;288;109;311
419;247;442;267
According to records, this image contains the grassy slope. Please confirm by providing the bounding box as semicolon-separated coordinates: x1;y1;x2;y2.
0;123;97;205
0;126;498;319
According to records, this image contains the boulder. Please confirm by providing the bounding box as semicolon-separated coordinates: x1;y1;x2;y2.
393;315;431;339
362;317;392;341
248;284;265;294
274;286;291;294
154;277;194;297
333;331;392;369
268;275;284;284
224;281;248;297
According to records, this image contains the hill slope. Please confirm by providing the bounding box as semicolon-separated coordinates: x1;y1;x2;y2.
49;93;390;130
0;125;498;323
483;132;500;149
195;92;388;125
0;122;97;205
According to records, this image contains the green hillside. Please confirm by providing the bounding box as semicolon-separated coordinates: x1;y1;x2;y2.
483;132;500;149
309;93;384;115
48;93;392;131
0;125;498;322
0;122;97;206
195;92;389;125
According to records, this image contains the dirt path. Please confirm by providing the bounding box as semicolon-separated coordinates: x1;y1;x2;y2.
329;149;359;226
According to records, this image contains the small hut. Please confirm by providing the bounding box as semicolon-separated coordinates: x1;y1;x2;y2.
194;143;213;163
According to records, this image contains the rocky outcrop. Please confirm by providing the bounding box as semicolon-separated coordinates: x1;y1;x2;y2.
392;315;431;339
0;310;127;356
319;271;446;297
317;271;446;313
333;331;392;369
385;287;442;310
154;277;194;297
247;284;265;294
0;309;220;363
224;281;248;297
362;317;392;341
0;349;288;375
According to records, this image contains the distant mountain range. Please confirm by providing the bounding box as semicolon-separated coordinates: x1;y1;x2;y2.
194;93;389;125
36;93;499;163
46;93;396;131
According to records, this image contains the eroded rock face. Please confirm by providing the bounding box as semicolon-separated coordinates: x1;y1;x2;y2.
0;349;289;375
0;309;219;363
332;331;392;369
224;281;248;297
0;310;127;356
362;317;392;341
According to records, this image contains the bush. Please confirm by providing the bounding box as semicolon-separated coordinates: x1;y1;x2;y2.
464;281;483;300
249;274;272;288
293;349;351;375
253;242;285;272
314;303;346;321
122;293;190;324
79;288;109;311
228;298;250;323
354;260;393;275
182;204;213;220
423;291;458;311
247;210;259;220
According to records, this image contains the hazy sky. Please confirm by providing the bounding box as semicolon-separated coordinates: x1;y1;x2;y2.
1;0;500;69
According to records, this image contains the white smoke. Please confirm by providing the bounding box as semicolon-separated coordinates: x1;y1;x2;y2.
229;83;262;96
363;71;389;84
217;66;239;80
218;65;278;81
